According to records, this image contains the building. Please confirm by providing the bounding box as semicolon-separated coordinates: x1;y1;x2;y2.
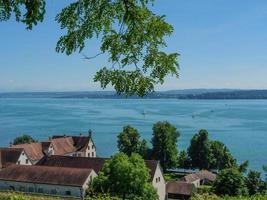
11;133;96;164
37;155;166;200
0;148;32;170
181;170;217;187
0;165;97;199
166;181;195;200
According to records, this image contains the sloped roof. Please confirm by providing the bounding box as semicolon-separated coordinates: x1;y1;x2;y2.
11;135;92;161
196;170;217;182
11;143;44;161
0;148;23;168
37;155;106;174
37;155;159;181
50;137;76;155
0;165;93;187
166;181;194;196
181;170;217;183
181;173;200;183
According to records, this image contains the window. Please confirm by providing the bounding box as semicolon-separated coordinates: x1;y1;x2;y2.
38;188;44;193
51;189;57;195
22;152;25;155
88;153;90;157
26;159;29;164
92;152;94;157
65;191;71;196
9;186;15;191
88;146;90;150
17;160;21;165
29;187;34;192
19;186;25;192
156;177;160;183
92;145;94;149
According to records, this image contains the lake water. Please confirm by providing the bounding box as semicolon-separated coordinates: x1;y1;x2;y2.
0;98;266;172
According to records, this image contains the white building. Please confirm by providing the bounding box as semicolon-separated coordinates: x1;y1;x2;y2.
11;133;96;164
0;148;32;170
0;165;97;199
37;155;166;200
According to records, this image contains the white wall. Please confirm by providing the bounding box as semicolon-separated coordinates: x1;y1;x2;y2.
0;171;97;198
152;164;166;200
16;150;32;166
85;140;96;157
0;180;82;197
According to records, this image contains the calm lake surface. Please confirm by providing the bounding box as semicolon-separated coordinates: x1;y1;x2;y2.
0;98;266;171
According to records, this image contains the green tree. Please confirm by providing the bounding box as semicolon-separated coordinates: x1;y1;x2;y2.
117;125;147;157
238;160;249;173
263;165;267;182
0;0;179;97
214;168;248;196
210;140;236;170
92;153;158;200
187;129;213;170
177;150;191;169
13;134;37;145
246;170;264;195
151;121;180;172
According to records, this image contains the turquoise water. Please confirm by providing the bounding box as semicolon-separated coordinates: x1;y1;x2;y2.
0;98;266;172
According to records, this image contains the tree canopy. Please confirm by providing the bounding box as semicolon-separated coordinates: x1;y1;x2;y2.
187;129;214;170
12;134;37;145
213;167;248;196
187;129;236;170
151;121;179;172
0;0;179;97
92;153;158;200
117;125;147;157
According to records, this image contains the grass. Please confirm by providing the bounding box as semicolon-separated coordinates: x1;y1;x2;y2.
191;193;267;200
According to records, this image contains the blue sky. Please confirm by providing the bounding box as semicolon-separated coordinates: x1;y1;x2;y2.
1;0;267;92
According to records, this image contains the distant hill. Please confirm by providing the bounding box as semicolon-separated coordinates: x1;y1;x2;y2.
1;89;267;99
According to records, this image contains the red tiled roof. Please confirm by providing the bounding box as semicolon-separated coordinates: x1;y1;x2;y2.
37;155;159;181
196;170;217;182
50;137;76;155
181;173;200;183
181;170;217;183
0;148;23;168
11;135;92;161
0;165;93;187
11;143;44;161
166;181;194;196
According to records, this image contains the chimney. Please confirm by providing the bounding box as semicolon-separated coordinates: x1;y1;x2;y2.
88;129;92;138
80;133;82;136
48;136;51;141
0;149;2;169
64;134;66;138
9;142;13;147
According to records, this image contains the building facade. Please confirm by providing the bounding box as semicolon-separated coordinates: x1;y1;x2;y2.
0;165;97;199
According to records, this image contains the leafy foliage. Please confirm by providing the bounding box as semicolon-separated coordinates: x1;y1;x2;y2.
177;150;191;169
209;141;236;170
151;121;180;172
117;125;147;157
92;153;158;200
246;170;266;195
187;129;214;170
187;129;236;170
55;0;179;96
213;168;248;196
262;165;267;182
0;0;178;96
238;160;249;173
0;0;45;30
191;193;267;200
13;134;37;145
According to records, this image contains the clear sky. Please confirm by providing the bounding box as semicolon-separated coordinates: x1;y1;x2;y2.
1;0;267;92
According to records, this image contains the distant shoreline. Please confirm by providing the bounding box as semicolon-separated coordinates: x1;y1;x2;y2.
1;89;267;99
